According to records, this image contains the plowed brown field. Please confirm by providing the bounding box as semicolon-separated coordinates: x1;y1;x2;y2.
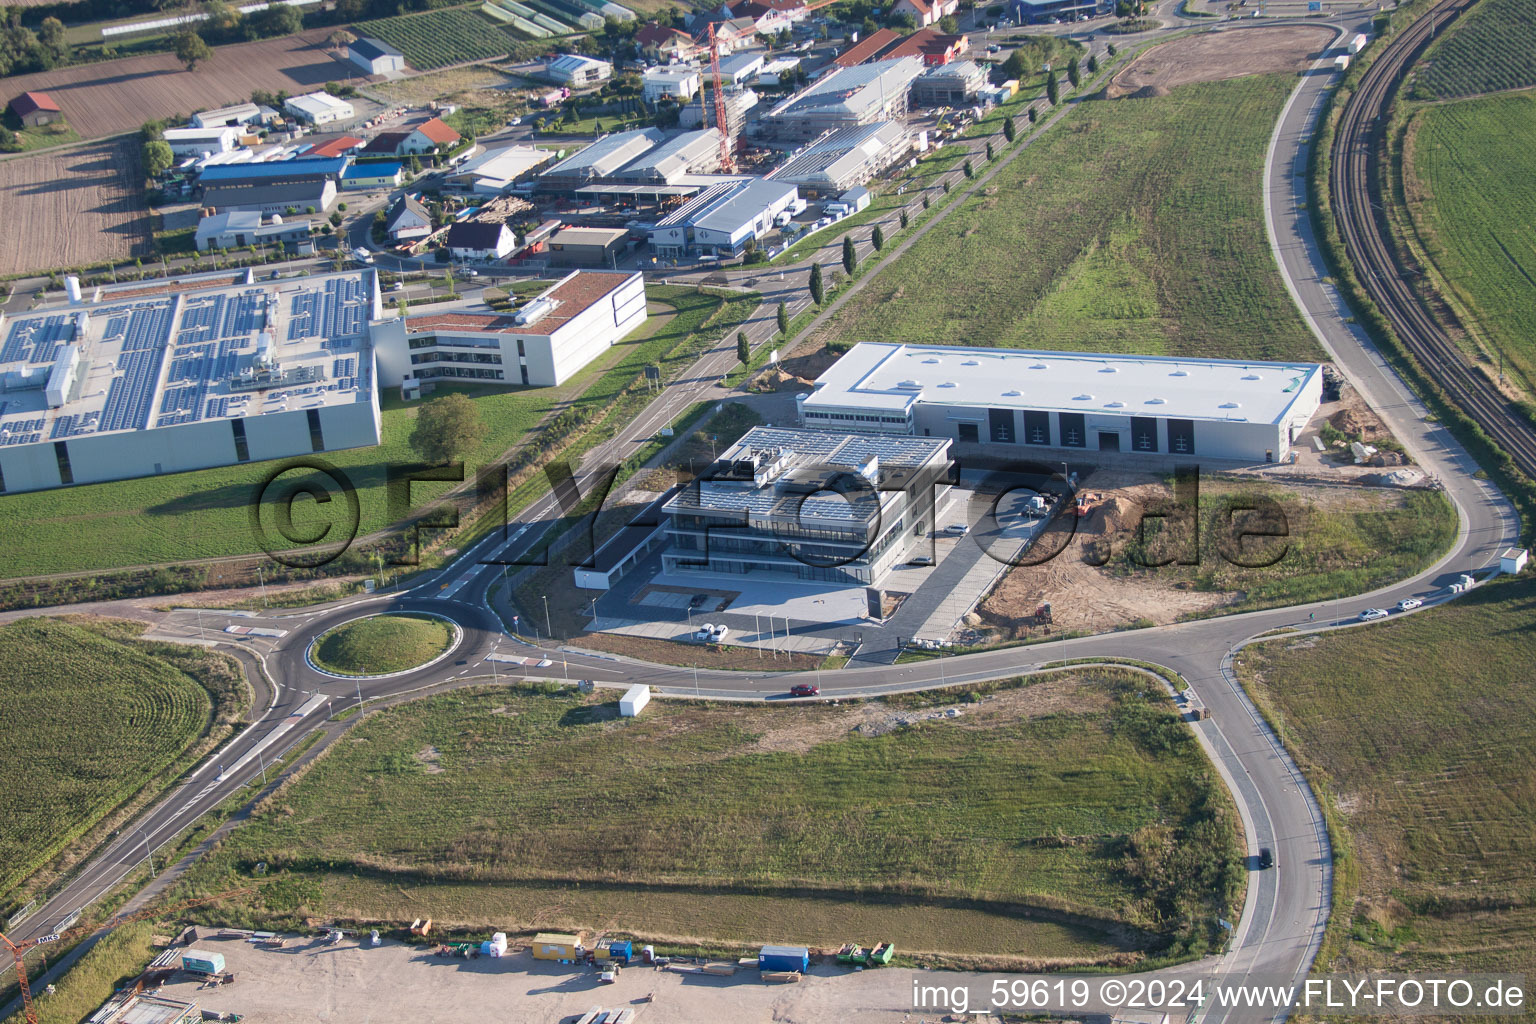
1;30;367;139
0;138;151;275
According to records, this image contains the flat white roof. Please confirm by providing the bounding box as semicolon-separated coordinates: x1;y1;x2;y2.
804;343;1323;425
0;270;376;446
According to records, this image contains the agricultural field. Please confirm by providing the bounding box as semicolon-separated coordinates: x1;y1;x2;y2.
814;74;1323;363
367;65;526;108
353;7;535;70
1405;91;1536;391
1415;0;1536;99
0;286;755;578
1234;577;1536;989
186;670;1243;961
311;613;456;675
0;138;151;276
0;617;246;911
0;29;366;140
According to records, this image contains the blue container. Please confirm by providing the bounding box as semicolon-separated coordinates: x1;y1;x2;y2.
607;940;634;963
758;945;809;972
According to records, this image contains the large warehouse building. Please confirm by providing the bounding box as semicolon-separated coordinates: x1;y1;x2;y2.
770;121;912;194
661;426;953;585
0;269;383;494
799;343;1323;463
760;57;924;140
372;271;645;388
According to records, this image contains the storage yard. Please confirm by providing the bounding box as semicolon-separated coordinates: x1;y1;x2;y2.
1103;25;1335;98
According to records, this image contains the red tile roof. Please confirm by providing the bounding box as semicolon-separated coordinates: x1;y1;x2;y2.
883;28;967;62
833;28;901;66
635;22;693;47
10;91;60;117
413;116;460;146
306;135;364;158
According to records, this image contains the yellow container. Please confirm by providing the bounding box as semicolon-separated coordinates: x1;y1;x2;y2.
531;932;582;960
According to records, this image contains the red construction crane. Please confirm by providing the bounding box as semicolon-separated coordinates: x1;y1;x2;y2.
706;22;735;172
1;887;255;1024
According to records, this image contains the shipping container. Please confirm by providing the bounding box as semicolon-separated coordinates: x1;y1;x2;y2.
758;945;809;972
619;685;650;717
531;932;582;960
181;950;225;975
1348;32;1367;54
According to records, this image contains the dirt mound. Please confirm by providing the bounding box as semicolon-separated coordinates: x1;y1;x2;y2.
749;366;816;393
1129;84;1170;99
1329;406;1392;443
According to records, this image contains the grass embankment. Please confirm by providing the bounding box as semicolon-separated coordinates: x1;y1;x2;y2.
1411;0;1536;99
310;613;455;676
183;671;1242;963
817;74;1324;362
0;618;247;914
1234;577;1536;996
28;920;157;1024
0;285;752;580
1404;91;1536;394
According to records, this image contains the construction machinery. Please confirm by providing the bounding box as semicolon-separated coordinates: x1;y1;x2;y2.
1034;602;1053;625
1;887;254;1024
1074;491;1102;518
694;23;736;172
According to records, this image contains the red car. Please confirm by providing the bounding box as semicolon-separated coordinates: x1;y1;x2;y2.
790;683;820;697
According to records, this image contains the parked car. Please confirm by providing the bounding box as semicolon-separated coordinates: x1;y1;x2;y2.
695;623;716;640
464;268;479;277
689;593;709;609
1358;607;1389;621
944;523;968;536
908;556;934;567
1396;597;1423;611
710;624;729;642
1257;847;1274;870
790;683;820;697
390;281;404;291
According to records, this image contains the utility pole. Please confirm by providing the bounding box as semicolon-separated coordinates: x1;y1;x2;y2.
542;595;553;640
136;826;155;877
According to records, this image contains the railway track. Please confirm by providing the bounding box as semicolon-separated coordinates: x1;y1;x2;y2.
1329;0;1536;478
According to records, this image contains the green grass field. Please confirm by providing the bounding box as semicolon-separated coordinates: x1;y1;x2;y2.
1414;0;1536;99
1;110;82;154
1406;91;1536;392
311;613;455;675
0;285;752;579
0;618;245;910
186;670;1242;961
816;74;1323;362
353;6;536;69
1235;578;1536;993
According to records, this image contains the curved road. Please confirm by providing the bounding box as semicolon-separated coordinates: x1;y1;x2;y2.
1;12;1519;1024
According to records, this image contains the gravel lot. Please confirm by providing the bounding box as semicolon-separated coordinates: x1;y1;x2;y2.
156;935;952;1023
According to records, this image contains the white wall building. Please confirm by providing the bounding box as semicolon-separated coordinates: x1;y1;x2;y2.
191;103;262;129
444;145;556;194
0;269;383;494
444;221;516;260
373;271;646;388
284;92;355;126
799;343;1324;463
642;66;702;103
547;53;613;86
649;177;798;257
348;36;407;75
163;126;238;158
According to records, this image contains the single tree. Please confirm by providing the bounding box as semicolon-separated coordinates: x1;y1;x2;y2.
38;16;67;61
1003;114;1016;142
1106;42;1117;56
841;234;857;276
776;300;788;337
923;194;932;208
899;209;909;229
942;180;951;193
173;29;212;70
1046;67;1059;105
1087;53;1099;74
809;262;824;304
1027;105;1037;123
141;138;174;177
328;28;356;50
408;392;487;465
985;140;994;160
1067;56;1080;88
871;224;884;251
736;330;750;365
963;159;973;178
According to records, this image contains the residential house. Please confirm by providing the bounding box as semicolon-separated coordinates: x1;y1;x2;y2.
635;22;701;62
446;220;516;260
401;117;461;154
891;0;959;26
386;194;433;241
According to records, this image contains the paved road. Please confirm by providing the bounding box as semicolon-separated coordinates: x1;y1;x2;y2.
1;12;1519;1024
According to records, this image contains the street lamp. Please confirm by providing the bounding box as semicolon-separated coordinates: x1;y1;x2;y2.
135;826;155;876
542;595;553;640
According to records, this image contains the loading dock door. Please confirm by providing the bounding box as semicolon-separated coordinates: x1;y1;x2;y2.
957;422;980;443
1098;431;1120;452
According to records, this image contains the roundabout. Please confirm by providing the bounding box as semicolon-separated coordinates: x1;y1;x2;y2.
305;611;464;679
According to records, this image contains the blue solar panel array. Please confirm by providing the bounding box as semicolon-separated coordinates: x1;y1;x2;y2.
153;291;266;427
100;347;166;434
288;278;367;341
1;416;47;446
331;356;358;390
1;314;73;365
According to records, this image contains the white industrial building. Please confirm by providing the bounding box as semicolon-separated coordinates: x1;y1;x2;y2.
661;426;954;585
648;177;799;258
762;57;924;139
348;36;407;75
799;343;1324;463
194;211;313;252
163;126;238;158
679;87;758;135
770;120;912;193
191;103;262;129
283;92;355;126
911;59;988;106
546;53;613;86
372;271;646;388
444;144;556;194
538;127;667;189
608;129;723;184
0;269;383;494
642;66;702;103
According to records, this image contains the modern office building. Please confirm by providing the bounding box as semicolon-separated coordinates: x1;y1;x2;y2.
648;177;799;257
372;270;645;388
798;343;1324;462
911;59;988;106
642;66;702;103
0;269;383;494
661;426;954;585
761;57;925;139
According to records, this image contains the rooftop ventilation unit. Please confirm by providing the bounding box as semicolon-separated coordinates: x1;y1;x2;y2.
962;359;979;366
1099;365;1117;373
1105;400;1124;408
1072;393;1092;401
1146;397;1166;405
1242;373;1262;380
939;381;957;388
1002;389;1021;397
514;296;557;326
1029;363;1048;370
1220;401;1241;409
922;357;941;364
896;380;922;389
1170;369;1188;377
